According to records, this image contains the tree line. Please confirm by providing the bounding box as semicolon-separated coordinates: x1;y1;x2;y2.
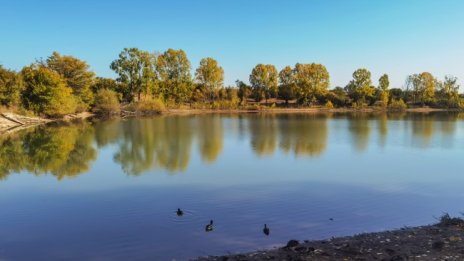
0;48;462;117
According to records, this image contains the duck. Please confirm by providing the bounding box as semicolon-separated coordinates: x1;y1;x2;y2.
176;208;184;216
263;224;270;236
329;218;334;221
205;220;214;232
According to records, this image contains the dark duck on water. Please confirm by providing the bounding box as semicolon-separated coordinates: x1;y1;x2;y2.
205;220;214;232
263;224;270;236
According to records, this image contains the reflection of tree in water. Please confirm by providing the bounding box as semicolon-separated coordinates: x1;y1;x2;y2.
0;134;27;180
377;113;388;147
93;118;122;148
348;114;372;152
196;115;223;163
2;113;460;180
410;113;458;147
438;113;458;137
278;114;328;157
249;114;277;156
113;117;193;175
0;121;97;180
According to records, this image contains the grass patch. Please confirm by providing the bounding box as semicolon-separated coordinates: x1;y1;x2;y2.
438;213;464;227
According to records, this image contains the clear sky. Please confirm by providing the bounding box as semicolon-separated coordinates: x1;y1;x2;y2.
1;0;463;89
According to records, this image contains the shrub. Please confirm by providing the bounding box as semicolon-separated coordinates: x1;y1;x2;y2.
211;100;239;109
133;97;165;114
438;213;464;227
351;101;368;109
389;98;407;111
325;100;334;109
459;99;464;110
93;89;120;114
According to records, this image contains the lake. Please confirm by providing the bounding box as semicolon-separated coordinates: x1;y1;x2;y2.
0;112;463;261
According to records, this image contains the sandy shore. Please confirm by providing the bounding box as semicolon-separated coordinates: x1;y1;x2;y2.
195;218;464;261
0;112;93;134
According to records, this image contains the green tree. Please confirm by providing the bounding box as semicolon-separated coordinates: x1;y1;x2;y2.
326;87;349;107
110;48;157;102
156;49;192;103
0;65;23;107
377;74;390;107
45;52;95;109
21;65;77;116
440;75;460;108
346;68;374;105
293;63;330;105
406;72;437;106
278;66;296;104
195;57;224;102
236;80;252;105
249;64;278;103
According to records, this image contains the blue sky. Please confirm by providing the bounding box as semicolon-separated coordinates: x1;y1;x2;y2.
1;0;463;89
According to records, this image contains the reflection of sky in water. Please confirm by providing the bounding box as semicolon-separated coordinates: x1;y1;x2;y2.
0;113;463;260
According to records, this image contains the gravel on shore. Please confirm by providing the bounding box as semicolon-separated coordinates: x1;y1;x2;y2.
195;216;464;261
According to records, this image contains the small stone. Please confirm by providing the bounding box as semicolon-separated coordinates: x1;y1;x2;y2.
432;241;445;250
286;240;299;248
385;248;395;256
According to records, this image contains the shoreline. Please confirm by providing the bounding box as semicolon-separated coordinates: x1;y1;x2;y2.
1;107;462;134
195;217;464;261
164;107;462;115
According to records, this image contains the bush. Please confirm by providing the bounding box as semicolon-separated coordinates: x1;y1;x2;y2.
438;213;464;227
93;89;120;114
325;100;334;109
459;99;464;110
133;97;165;114
351;101;368;109
211;100;239;109
389;98;407;111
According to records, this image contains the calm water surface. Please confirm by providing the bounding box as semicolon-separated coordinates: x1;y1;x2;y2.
0;113;463;260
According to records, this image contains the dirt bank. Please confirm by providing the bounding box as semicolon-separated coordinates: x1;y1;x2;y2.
195;217;464;261
0;112;93;134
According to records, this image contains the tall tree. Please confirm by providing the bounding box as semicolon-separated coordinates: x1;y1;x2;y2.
278;66;296;104
406;72;437;106
195;57;224;102
440;75;460;108
236;80;252;105
110;48;157;102
346;68;374;104
45;52;95;108
293;63;330;105
0;65;22;107
21;64;76;116
156;49;192;103
249;64;278;103
377;74;390;107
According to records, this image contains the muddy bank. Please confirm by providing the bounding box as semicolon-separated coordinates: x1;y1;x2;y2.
195;218;464;261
